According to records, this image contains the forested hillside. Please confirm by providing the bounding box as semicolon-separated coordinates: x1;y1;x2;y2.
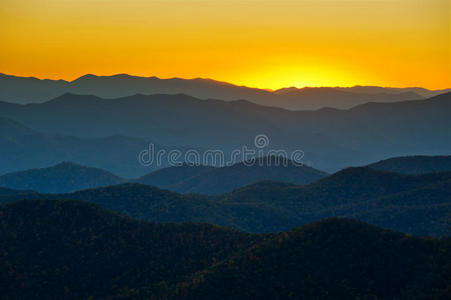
0;200;449;299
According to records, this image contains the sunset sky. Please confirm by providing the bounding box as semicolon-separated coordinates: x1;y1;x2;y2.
1;0;449;90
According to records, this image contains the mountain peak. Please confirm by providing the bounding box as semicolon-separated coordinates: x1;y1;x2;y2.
45;93;103;104
73;74;98;81
53;161;85;168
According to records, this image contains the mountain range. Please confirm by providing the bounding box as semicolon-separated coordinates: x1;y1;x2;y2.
3;73;450;110
0;117;210;177
0;155;327;194
0;92;449;173
1;165;449;236
1;199;449;299
1;155;448;195
136;156;328;195
1;70;450;299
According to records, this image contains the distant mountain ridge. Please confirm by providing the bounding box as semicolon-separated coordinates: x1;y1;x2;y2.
4;155;449;195
0;92;449;172
137;156;328;195
2;73;446;110
0;162;125;193
368;155;451;175
274;85;451;97
0;117;210;177
0;157;327;194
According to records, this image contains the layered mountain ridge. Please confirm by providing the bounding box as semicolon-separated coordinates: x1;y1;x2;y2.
3;72;448;110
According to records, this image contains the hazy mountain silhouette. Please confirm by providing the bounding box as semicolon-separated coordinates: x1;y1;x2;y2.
0;162;125;193
0;117;206;177
0;155;324;195
1;92;449;172
2;167;449;235
1;73;443;110
137;156;327;195
265;86;424;109
329;85;451;97
1;200;449;299
367;155;451;175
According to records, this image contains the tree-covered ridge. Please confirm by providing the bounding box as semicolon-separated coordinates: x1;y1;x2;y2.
0;162;125;193
368;155;451;175
1;167;449;236
0;200;449;299
159;218;451;300
0;199;261;299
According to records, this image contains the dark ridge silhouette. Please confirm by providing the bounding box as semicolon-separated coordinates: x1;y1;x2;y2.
0;199;259;299
1;72;441;110
0;200;449;299
158;218;451;300
137;156;327;195
367;155;451;175
1;167;449;236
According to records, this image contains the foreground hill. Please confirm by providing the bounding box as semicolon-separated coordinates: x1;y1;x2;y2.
0;200;258;299
0;200;449;299
221;167;451;235
0;162;125;193
1;92;449;172
0;73;431;110
2;167;449;236
137;157;328;195
368;155;451;175
161;218;451;300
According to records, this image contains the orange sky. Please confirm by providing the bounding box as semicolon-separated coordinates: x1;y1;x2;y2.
0;0;449;90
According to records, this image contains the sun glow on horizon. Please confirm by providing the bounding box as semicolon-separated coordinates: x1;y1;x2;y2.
1;0;449;90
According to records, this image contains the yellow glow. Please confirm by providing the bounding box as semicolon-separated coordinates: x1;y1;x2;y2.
0;0;449;89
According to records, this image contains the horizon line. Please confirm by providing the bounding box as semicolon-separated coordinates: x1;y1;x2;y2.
1;72;450;92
